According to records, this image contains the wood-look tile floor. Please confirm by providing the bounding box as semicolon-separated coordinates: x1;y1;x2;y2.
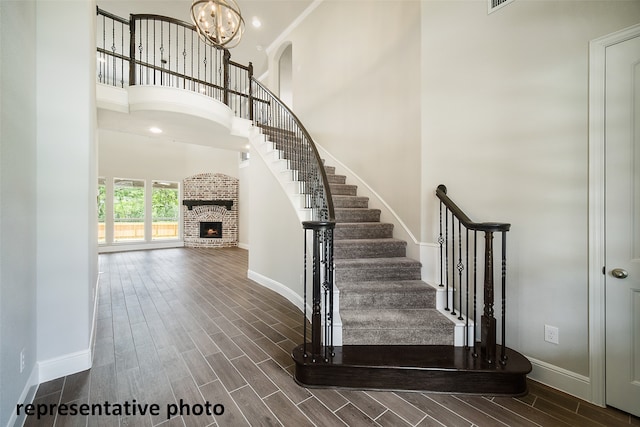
26;248;639;427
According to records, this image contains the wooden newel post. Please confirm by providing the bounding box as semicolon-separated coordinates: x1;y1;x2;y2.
129;15;136;85
481;231;496;363
303;221;335;363
223;49;231;106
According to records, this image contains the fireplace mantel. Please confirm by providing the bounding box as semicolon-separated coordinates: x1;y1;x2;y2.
182;199;234;210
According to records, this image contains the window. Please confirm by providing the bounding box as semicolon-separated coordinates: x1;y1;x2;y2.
113;178;145;242
152;181;179;240
98;177;106;243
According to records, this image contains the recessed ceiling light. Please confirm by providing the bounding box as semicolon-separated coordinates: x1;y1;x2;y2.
252;17;261;28
149;127;163;134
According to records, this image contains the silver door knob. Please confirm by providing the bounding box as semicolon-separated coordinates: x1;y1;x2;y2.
611;268;629;279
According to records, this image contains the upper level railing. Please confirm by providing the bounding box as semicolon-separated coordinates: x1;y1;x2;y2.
436;184;510;365
96;8;333;223
97;8;251;119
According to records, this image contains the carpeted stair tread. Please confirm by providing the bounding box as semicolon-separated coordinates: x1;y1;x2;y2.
340;309;455;345
330;183;358;196
337;280;436;309
334;238;406;259
332;195;369;208
335;257;422;282
335;208;381;223
335;222;394;239
326;174;347;184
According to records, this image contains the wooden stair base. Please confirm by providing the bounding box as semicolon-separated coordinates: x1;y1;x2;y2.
292;344;532;396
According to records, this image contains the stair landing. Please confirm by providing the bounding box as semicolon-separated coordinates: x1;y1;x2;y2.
292;344;532;395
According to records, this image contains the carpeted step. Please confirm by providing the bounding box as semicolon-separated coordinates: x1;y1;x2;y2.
335;223;394;240
337;280;436;309
340;309;455;345
334;238;406;259
325;165;336;175
335;257;421;282
326;174;346;184
335;208;381;223
332;195;369;208
330;183;358;196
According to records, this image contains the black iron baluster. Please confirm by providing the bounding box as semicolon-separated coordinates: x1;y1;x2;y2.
465;228;470;348
457;220;464;320
473;230;478;358
501;231;508;364
444;208;450;311
451;214;456;316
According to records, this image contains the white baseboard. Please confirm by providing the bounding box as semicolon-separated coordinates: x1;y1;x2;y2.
98;240;184;253
38;349;92;384
6;365;39;427
247;269;305;312
527;355;593;403
238;242;250;250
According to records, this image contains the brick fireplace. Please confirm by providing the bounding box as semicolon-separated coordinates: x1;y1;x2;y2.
183;173;238;248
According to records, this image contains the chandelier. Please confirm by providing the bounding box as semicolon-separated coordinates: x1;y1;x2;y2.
191;0;245;49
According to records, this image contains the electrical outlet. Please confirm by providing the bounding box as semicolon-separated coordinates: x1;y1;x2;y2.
544;325;559;344
20;349;25;373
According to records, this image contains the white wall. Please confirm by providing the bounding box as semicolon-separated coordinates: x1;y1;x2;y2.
247;144;305;309
0;1;39;425
238;160;250;249
275;0;423;240
420;0;640;393
35;0;98;381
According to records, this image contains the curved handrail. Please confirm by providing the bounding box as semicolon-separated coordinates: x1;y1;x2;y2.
251;78;335;222
131;13;199;32
436;185;510;232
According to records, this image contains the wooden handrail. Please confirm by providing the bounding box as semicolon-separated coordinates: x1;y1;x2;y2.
436;185;510;232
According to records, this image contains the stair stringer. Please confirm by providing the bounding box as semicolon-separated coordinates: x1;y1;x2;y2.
248;126;343;346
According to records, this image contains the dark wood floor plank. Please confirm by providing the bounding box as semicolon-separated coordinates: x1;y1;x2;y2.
257;359;311;404
170;376;214;427
396;392;471;427
366;391;427;425
490;396;572;426
338;390;387;420
375;410;413;427
452;395;537;427
264;391;314;427
182;348;218;387
205;352;247;392
229;385;281;426
231;355;279;398
199;380;249;427
335;403;379;427
297;397;348;427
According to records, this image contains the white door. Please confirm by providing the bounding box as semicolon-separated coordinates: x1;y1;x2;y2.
605;33;640;417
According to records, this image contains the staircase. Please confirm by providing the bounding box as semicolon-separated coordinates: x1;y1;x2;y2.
327;165;456;346
254;125;531;396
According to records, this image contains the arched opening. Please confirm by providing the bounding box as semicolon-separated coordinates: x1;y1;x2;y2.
278;44;293;107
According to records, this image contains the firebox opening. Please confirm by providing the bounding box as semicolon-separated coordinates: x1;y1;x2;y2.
200;222;222;238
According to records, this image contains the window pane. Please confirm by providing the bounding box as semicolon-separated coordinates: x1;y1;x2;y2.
152;181;179;240
113;179;145;242
98;177;106;244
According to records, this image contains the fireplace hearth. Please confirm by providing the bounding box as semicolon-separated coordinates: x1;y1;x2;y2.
200;222;222;238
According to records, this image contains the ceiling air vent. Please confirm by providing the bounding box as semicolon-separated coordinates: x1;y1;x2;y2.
488;0;515;14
